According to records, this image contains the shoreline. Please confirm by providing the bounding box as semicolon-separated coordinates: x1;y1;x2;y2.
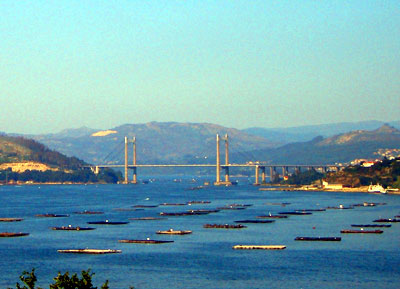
259;186;400;195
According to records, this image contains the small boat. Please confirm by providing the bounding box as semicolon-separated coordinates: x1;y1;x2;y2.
233;245;286;250
87;220;129;225
129;217;165;221
73;210;104;215
118;238;174;244
35;214;69;218
0;232;29;237
279;211;312;215
234;220;275;224
132;205;158;208
228;204;253;207
51;225;96;231
203;224;247;229
373;218;400;223
256;215;288;219
156;229;192;235
0;218;23;222
57;249;121;254
340;229;383;234
351;224;391;228
295;237;341;241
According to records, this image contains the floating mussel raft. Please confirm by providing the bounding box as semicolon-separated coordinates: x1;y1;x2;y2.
73;210;104;215
0;218;23;222
35;214;69;218
373;218;400;223
57;249;121;254
256;215;288;219
295;237;341;241
340;229;383;234
129;217;165;221
52;225;95;231
351;224;391;228
203;224;247;229
87;220;129;225
119;238;174;244
234;220;275;224
0;232;29;237
279;211;312;215
156;229;192;235
233;245;286;250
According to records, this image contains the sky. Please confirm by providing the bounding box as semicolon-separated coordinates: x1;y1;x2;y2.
1;0;399;134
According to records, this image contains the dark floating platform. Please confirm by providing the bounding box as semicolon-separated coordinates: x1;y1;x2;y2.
35;214;70;218
298;209;326;212
257;215;288;219
57;249;121;254
118;239;174;244
234;220;275;224
265;202;291;206
203;224;247;229
0;232;29;238
156;229;192;235
217;206;246;210
373;218;400;223
87;220;129;225
295;237;341;241
113;208;144;212
341;229;383;234
52;226;96;231
187;201;211;205
160;209;219;216
73;211;104;215
233;245;286;250
129;217;165;221
351;224;391;228
325;205;353;210
0;218;23;222
160;203;187;206
279;211;312;215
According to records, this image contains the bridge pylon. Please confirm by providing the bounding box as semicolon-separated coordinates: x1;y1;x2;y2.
214;133;232;186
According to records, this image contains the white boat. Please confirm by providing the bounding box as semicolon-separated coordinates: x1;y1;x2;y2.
368;184;387;194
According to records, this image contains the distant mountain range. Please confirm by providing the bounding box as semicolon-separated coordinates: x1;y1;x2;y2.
6;120;399;167
243;120;400;144
231;124;400;165
30;122;276;165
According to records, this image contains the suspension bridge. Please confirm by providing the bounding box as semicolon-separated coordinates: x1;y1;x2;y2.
89;134;342;185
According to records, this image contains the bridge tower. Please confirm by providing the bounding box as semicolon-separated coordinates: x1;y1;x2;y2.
124;136;129;184
132;137;137;184
214;134;232;186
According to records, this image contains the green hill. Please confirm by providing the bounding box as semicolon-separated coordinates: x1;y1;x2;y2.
0;135;121;184
0;135;85;169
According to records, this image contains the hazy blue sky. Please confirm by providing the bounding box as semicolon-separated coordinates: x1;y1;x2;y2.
1;0;399;134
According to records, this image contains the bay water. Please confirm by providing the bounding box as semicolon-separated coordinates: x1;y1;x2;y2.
1;177;399;288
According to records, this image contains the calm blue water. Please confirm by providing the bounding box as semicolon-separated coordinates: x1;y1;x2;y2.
1;177;399;289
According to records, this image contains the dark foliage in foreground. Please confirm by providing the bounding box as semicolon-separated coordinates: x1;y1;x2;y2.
9;269;111;289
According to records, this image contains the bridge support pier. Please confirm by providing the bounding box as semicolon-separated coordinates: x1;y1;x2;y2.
260;166;266;184
254;165;260;185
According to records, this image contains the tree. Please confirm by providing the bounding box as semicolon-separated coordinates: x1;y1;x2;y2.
10;269;109;289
